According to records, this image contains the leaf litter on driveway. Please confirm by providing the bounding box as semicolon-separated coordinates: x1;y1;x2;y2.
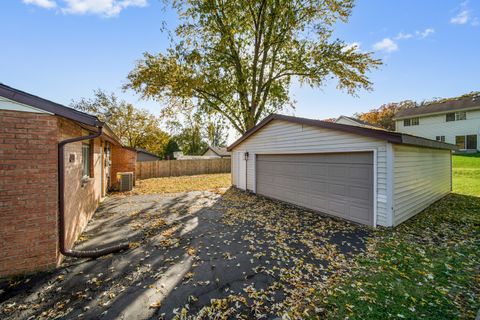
0;188;369;320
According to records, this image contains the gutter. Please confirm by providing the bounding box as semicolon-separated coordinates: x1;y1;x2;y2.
58;125;129;258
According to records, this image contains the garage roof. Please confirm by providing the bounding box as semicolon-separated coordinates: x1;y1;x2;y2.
227;114;457;151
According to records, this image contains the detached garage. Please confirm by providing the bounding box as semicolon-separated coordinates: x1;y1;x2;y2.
227;114;456;227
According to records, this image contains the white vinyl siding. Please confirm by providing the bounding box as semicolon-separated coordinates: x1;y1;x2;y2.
392;145;451;226
0;96;52;114
230;119;389;227
395;109;480;150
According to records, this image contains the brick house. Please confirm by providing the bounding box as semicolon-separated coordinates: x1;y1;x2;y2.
0;84;136;277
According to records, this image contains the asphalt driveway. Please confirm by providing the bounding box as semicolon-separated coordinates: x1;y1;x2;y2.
0;188;370;319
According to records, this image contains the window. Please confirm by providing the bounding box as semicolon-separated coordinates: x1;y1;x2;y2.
446;112;467;122
436;136;445;142
455;136;465;149
467;134;477;150
82;141;93;178
456;135;478;150
403;118;419;126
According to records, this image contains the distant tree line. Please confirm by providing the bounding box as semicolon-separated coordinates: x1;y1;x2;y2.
71;90;229;159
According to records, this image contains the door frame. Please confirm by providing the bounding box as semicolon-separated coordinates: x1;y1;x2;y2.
254;148;378;227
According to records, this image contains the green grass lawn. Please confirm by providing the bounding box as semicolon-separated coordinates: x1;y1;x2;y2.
307;154;480;319
453;153;480;196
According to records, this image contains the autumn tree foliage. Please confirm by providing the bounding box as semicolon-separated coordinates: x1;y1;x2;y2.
71;90;169;156
355;100;416;131
126;0;381;134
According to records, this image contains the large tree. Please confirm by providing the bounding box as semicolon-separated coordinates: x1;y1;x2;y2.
71;90;169;155
354;100;415;131
126;0;381;134
205;115;229;147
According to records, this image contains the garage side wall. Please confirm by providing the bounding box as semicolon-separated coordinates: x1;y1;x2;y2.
231;119;390;226
393;145;451;226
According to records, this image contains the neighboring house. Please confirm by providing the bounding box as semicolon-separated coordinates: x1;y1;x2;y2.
0;84;136;277
394;94;480;152
202;146;231;158
335;115;383;129
228;114;456;228
136;148;161;162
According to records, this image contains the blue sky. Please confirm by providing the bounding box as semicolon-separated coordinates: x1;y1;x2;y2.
1;0;479;139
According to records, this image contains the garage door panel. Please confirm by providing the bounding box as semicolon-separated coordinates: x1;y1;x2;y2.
349;205;371;221
348;166;372;180
349;186;371;201
329;183;347;197
328;200;348;216
256;152;374;226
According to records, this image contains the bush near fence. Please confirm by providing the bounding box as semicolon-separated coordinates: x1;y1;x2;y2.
136;158;231;180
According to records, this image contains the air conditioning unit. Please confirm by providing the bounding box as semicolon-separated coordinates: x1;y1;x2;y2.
117;172;133;192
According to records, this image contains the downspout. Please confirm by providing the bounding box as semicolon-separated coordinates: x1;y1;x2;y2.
58;125;129;258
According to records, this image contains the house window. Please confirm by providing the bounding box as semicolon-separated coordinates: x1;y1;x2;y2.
466;134;477;150
446;112;467;122
436;136;445;142
456;112;466;121
403;118;419;126
455;136;465;149
456;135;478;150
82;141;94;178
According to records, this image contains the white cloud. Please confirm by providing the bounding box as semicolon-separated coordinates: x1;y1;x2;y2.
416;28;435;39
451;9;470;24
62;0;147;17
23;0;57;9
343;42;361;52
450;1;478;25
394;32;413;40
373;38;398;53
22;0;147;17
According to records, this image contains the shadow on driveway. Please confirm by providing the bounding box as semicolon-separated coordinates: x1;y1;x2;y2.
0;188;370;319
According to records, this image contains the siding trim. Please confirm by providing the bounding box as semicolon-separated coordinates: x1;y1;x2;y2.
252;153;257;193
386;143;394;227
373;148;378;227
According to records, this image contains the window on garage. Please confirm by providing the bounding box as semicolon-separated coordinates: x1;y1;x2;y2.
435;136;445;142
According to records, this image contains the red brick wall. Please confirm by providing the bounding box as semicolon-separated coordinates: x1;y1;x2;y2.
0;110;58;277
110;145;137;190
58;118;104;252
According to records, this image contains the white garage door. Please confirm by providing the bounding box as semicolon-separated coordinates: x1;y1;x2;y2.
256;152;374;225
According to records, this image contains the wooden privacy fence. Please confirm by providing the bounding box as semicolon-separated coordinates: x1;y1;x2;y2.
136;158;231;180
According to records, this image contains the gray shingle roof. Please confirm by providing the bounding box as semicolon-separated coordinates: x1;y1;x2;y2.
394;94;480;119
